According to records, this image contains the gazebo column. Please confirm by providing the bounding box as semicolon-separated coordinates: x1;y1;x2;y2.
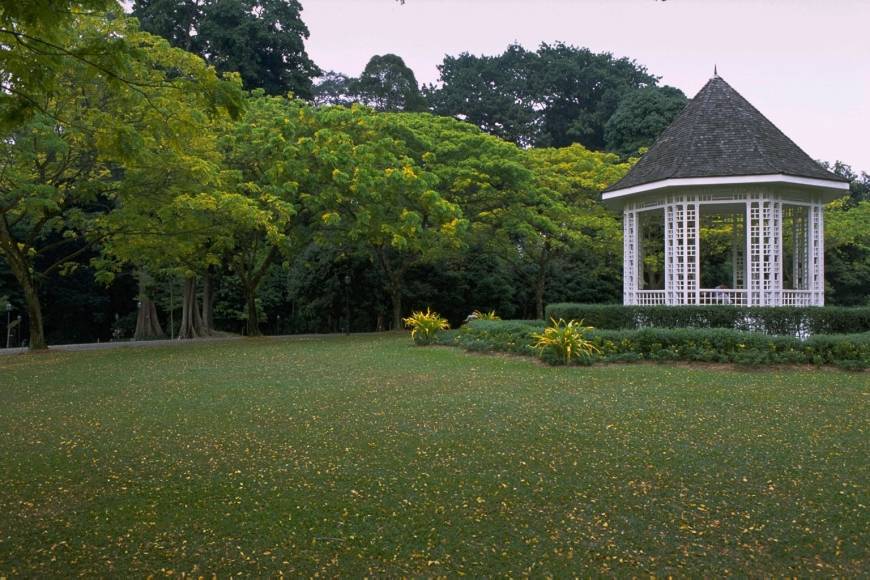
746;194;783;306
664;195;699;305
790;206;809;292
731;212;746;291
808;199;825;306
622;203;639;305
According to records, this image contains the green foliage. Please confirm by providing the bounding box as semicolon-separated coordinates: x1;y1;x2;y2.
354;54;427;112
449;319;544;355
531;318;600;365
403;307;449;345
0;11;242;348
133;0;320;97
604;85;688;155
545;303;870;335
451;319;870;369
825;199;870;306
497;144;628;318
472;310;501;320
426;42;658;149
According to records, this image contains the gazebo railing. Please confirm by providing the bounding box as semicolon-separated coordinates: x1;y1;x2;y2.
634;289;750;306
697;289;748;306
636;290;666;305
632;289;815;306
782;290;815;307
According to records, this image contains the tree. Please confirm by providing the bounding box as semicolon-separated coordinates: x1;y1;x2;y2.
516;145;628;317
426;42;658;149
604;85;688;155
313;54;427;112
425;44;540;146
216;95;320;335
822;161;870;206
0;12;241;349
531;42;658;149
312;71;357;106
825;199;870;306
132;0;320;97
354;54;427;112
0;0;138;132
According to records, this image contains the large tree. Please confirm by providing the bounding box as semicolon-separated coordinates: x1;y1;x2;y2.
132;0;320;97
0;12;240;349
515;144;628;318
313;54;427;112
604;85;688;155
426;42;659;149
354;54;427;112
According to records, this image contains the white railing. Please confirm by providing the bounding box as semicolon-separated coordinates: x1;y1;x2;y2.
782;290;815;307
697;289;748;306
636;290;666;305
632;289;816;307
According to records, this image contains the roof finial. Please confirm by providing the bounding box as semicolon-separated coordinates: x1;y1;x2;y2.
714;64;719;77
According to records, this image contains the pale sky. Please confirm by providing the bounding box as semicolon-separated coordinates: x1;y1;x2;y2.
302;0;870;172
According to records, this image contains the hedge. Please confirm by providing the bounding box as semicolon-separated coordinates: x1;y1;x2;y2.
441;319;870;369
544;303;870;336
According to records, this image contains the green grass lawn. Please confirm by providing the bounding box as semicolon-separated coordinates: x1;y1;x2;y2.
0;334;866;576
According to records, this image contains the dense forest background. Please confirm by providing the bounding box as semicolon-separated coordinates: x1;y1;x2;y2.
1;0;867;347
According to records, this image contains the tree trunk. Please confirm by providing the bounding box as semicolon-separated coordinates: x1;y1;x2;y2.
178;276;210;339
391;288;403;331
134;273;164;340
0;218;46;349
22;279;45;350
134;298;164;340
534;247;550;320
201;271;215;332
244;285;261;336
535;283;546;321
373;246;408;332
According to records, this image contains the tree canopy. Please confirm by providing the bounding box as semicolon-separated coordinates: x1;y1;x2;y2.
313;54;427;112
604;85;688;155
426;42;660;149
132;0;320;97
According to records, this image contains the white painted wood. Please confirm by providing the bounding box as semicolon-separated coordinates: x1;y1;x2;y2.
603;174;848;202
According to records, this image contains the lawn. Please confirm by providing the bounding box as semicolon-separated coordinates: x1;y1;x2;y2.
0;334;866;575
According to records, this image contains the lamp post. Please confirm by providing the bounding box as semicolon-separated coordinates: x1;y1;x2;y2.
16;314;21;348
4;303;11;349
344;274;351;335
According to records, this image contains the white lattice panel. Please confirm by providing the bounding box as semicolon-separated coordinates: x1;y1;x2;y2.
623;206;638;304
809;200;824;305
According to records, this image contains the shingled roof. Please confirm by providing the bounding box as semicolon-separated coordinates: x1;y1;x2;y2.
604;75;847;193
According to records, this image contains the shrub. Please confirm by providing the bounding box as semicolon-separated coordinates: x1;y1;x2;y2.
532;319;601;366
403;308;450;345
443;319;870;369
472;310;501;321
545;303;870;336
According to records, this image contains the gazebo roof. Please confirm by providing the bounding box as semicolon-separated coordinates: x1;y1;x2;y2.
604;75;848;198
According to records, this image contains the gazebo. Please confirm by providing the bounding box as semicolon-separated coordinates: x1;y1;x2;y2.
603;74;849;307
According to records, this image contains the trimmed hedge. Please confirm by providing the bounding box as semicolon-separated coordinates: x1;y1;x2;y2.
443;319;870;369
545;303;870;336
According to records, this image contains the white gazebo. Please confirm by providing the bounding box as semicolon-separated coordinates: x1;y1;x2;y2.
603;74;849;307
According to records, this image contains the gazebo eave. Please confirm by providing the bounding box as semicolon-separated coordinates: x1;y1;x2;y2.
602;173;849;209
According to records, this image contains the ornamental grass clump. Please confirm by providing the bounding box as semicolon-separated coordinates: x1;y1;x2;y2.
403;308;450;345
532;318;601;365
472;310;501;321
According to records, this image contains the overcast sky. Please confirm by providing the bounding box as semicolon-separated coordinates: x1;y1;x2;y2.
302;0;869;172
